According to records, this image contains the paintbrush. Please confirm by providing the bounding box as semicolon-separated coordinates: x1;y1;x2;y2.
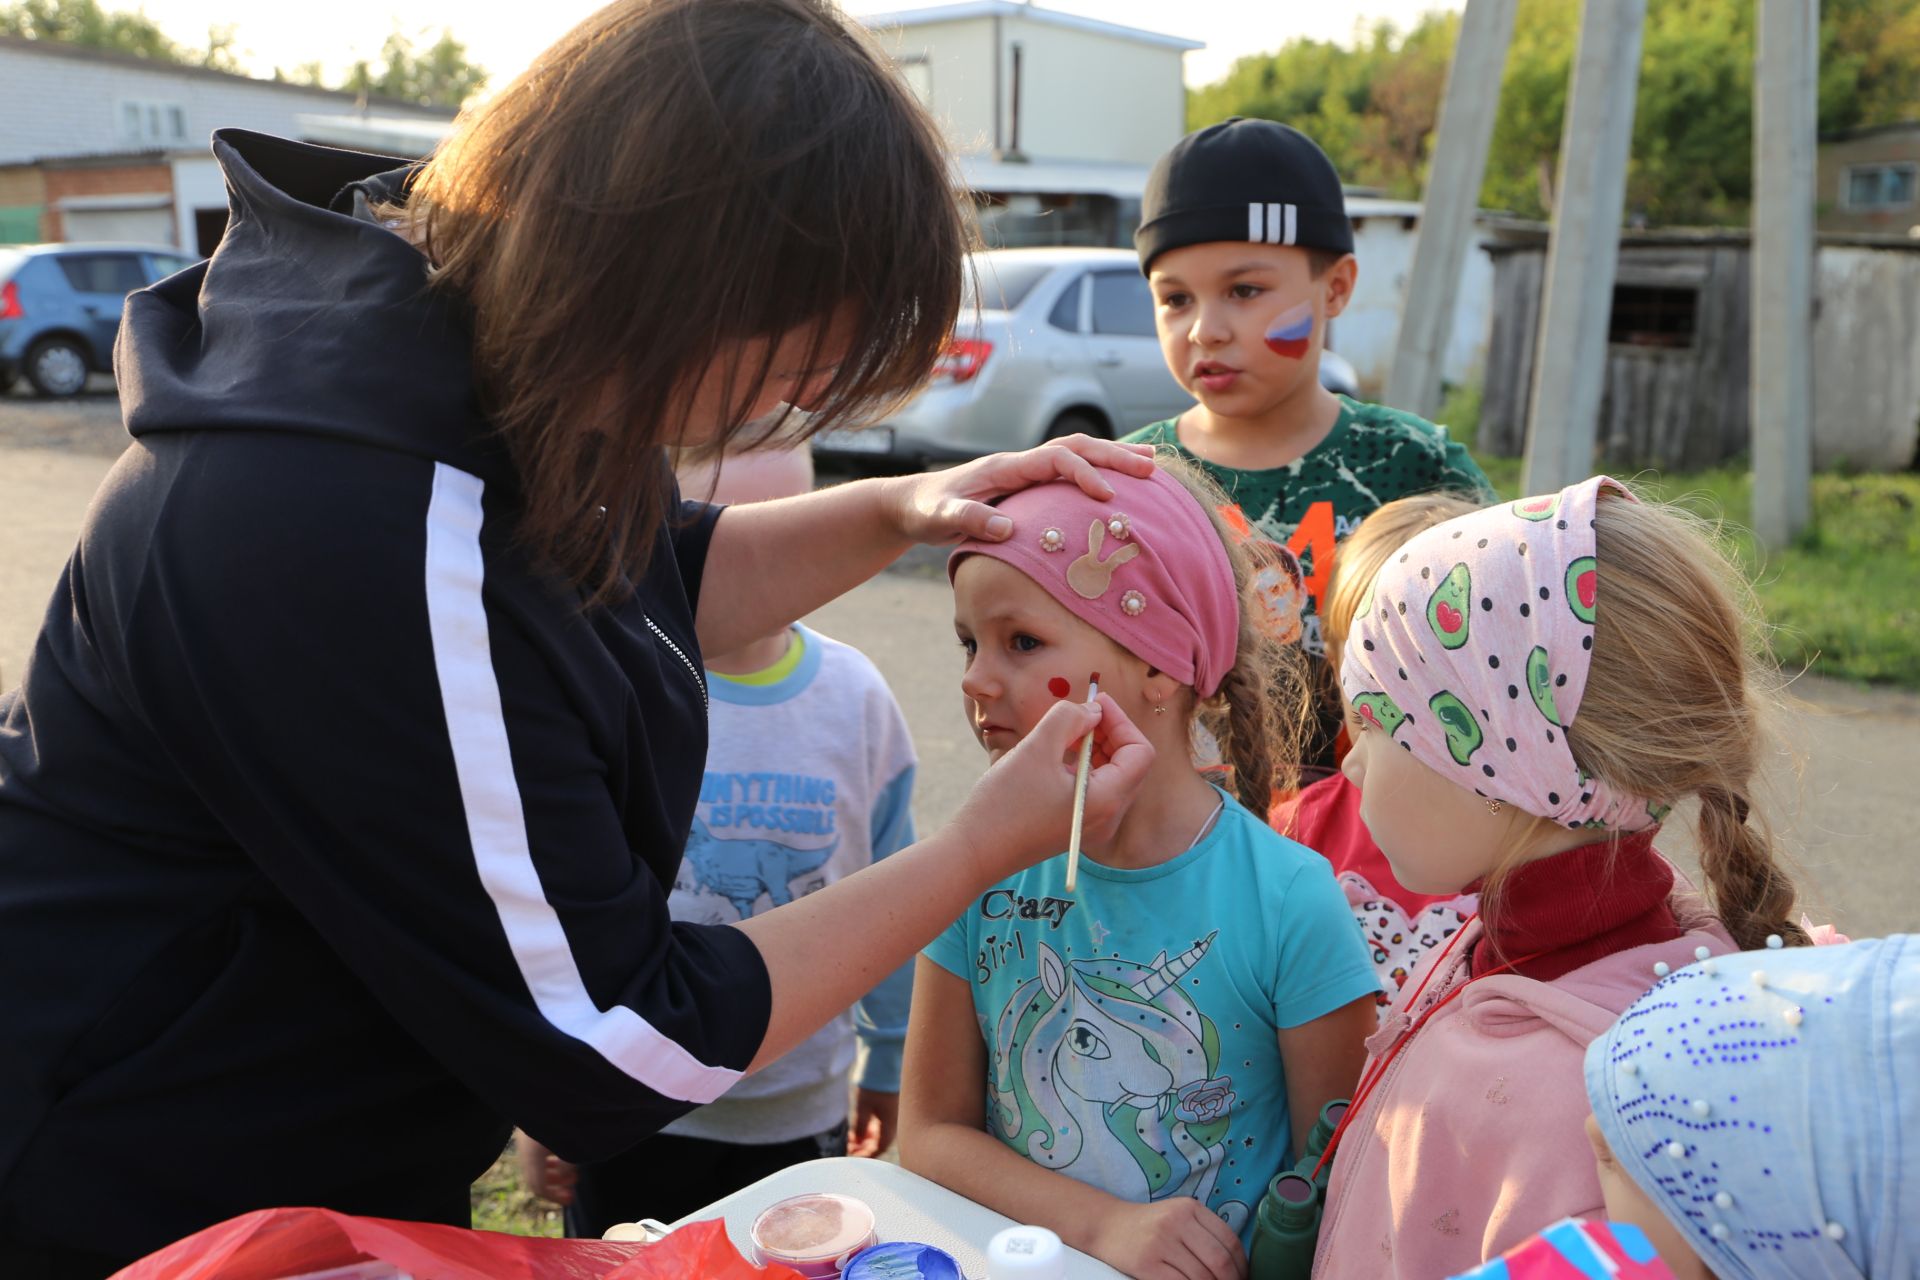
1064;673;1098;895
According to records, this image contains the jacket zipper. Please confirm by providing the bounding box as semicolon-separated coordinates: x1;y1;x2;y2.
642;612;708;711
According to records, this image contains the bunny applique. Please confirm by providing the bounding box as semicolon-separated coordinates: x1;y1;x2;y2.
1066;519;1141;600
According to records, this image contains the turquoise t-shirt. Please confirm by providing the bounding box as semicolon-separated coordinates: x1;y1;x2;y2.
924;789;1378;1244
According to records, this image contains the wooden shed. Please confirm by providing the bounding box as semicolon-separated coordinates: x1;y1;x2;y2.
1477;229;1754;470
1477;226;1920;471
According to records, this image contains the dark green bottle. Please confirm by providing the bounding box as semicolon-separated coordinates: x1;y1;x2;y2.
1298;1098;1348;1171
1248;1098;1350;1279
1249;1171;1320;1280
1304;1099;1348;1197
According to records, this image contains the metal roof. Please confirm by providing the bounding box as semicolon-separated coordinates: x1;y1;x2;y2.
861;3;1202;52
956;154;1154;197
0;35;457;120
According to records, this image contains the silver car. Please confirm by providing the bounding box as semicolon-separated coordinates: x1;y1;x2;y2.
812;247;1358;467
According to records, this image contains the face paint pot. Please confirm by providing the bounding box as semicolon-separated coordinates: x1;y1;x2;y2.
749;1193;878;1278
842;1241;963;1279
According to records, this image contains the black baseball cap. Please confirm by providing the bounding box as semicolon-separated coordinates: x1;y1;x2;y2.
1135;118;1354;275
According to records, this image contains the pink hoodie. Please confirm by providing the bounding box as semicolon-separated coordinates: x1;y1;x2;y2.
1312;901;1734;1280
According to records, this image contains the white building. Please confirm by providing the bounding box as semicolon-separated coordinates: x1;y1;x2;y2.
863;1;1200;246
1338;194;1500;398
0;36;455;250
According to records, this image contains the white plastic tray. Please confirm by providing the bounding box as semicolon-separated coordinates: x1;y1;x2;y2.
672;1157;1127;1278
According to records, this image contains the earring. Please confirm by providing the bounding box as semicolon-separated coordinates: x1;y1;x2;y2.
1486;799;1504;815
1153;702;1167;715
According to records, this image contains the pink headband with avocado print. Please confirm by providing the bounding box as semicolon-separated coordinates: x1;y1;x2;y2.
948;465;1240;698
1339;475;1663;833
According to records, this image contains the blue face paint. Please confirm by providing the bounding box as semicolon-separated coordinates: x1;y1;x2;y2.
1265;302;1315;358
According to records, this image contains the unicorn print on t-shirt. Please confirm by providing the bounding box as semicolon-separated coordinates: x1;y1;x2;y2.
987;935;1250;1231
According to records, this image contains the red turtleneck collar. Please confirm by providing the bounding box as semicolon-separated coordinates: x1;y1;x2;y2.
1471;828;1681;982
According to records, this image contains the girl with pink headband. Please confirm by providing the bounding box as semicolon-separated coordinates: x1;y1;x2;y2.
1312;476;1815;1278
900;458;1381;1280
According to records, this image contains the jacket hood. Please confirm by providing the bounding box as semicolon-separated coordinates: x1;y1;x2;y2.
115;129;511;487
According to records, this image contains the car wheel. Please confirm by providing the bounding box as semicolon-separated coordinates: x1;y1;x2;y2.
1044;411;1108;443
25;337;90;398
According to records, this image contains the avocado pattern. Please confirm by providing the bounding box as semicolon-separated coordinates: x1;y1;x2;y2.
1566;556;1597;624
1425;562;1471;650
1341;477;1664;834
1428;690;1482;765
1352;691;1408;737
1526;646;1561;726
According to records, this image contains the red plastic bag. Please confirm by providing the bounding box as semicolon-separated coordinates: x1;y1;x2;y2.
109;1208;800;1280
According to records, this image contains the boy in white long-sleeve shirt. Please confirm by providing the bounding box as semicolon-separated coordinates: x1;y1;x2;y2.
518;445;918;1234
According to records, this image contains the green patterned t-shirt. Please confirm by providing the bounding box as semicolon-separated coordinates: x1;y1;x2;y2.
1124;397;1494;659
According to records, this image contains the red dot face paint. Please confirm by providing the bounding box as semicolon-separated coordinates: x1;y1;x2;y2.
1264;302;1315;359
1048;677;1071;699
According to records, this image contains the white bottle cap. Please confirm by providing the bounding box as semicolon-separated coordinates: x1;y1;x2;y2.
987;1225;1066;1279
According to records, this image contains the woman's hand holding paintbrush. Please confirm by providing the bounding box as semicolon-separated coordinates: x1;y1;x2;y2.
946;691;1155;886
1065;673;1099;893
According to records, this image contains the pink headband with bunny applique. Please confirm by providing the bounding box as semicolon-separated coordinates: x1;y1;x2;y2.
948;465;1240;697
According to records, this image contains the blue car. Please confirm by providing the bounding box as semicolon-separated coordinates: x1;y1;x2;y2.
0;243;199;397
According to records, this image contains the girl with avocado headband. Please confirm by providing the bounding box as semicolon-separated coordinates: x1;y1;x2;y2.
1310;475;1813;1279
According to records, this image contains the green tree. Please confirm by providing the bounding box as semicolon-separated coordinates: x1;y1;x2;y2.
201;22;241;75
1479;1;1574;218
1189;0;1920;227
3;0;242;71
1625;0;1754;225
348;29;488;109
3;1;488;106
2;0;185;61
273;60;328;88
1821;0;1920;133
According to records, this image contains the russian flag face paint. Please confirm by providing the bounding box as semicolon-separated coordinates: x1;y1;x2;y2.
1264;302;1315;359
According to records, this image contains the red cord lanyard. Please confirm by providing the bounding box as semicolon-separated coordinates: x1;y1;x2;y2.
1311;914;1543;1182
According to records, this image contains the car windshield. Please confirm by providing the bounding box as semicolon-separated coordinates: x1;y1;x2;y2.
962;257;1055;313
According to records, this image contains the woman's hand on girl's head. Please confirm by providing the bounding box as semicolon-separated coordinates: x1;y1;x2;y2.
882;436;1158;546
950;692;1155;882
1087;1196;1249;1280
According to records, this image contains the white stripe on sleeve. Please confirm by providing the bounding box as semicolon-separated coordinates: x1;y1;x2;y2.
422;462;743;1104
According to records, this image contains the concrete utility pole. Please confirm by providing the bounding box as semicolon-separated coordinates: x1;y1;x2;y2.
1751;0;1819;548
1520;0;1646;494
1385;0;1518;422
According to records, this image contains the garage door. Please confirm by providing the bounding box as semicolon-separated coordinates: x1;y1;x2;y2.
62;206;175;245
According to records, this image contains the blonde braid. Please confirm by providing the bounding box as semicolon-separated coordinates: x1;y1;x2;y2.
1696;786;1810;950
1562;489;1810;950
1153;453;1311;810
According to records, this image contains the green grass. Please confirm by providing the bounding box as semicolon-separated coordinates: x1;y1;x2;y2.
1470;456;1920;688
470;1142;564;1238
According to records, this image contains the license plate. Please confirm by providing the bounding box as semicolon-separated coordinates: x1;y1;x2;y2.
814;427;894;455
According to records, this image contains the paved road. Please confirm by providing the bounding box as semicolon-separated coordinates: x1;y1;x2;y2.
3;391;1913;939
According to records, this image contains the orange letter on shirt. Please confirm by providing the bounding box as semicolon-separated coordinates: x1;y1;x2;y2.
1285;500;1337;610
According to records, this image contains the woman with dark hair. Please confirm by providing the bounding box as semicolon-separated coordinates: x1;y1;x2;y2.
0;1;1155;1273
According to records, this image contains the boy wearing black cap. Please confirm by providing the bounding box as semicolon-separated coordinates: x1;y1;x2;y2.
1126;117;1493;768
